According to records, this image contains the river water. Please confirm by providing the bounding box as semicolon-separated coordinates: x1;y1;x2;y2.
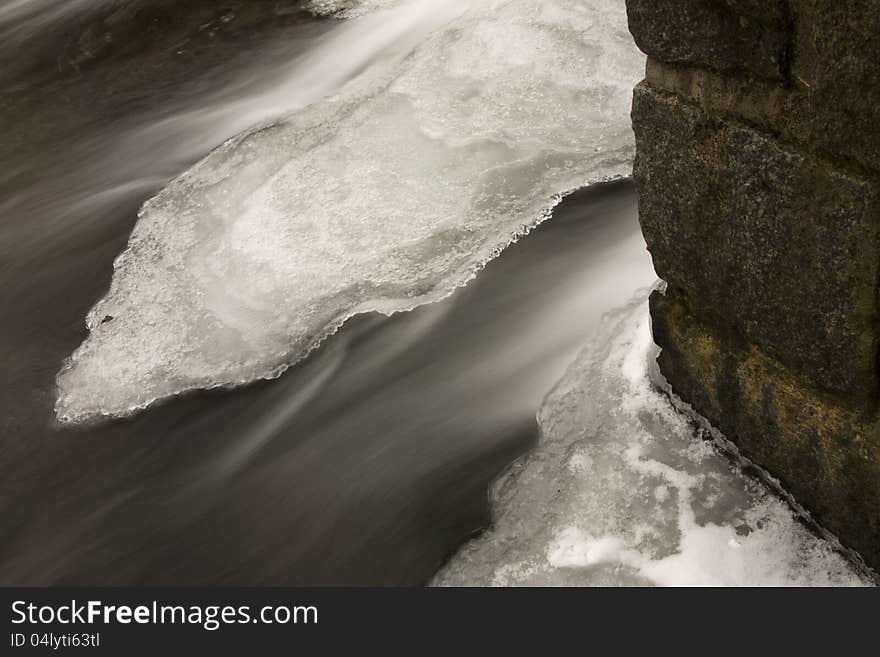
0;0;655;584
0;0;870;586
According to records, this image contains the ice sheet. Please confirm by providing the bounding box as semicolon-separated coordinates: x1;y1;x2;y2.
56;0;645;422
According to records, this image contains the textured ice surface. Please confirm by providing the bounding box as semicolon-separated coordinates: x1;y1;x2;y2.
433;291;871;586
56;0;645;421
306;0;406;17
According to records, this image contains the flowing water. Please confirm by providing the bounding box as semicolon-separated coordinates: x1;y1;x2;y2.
0;0;871;585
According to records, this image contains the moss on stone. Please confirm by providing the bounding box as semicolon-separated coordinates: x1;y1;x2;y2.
651;288;880;569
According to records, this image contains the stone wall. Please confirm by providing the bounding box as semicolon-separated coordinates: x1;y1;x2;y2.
626;0;880;570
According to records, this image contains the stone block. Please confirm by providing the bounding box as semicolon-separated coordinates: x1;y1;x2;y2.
632;82;880;396
626;0;790;80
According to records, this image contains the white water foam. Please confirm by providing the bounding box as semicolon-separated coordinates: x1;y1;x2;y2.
56;0;645;422
433;290;871;586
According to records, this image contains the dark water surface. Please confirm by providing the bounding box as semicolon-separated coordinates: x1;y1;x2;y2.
0;4;650;584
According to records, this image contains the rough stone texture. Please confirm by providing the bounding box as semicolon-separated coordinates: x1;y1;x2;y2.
633;83;880;397
628;1;880;172
643;59;811;148
650;288;880;570
627;0;880;572
626;0;790;80
791;1;880;172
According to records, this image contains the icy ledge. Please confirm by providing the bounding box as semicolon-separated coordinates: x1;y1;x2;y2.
433;289;873;586
55;0;644;422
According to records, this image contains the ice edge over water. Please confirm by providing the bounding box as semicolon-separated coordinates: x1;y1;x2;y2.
58;177;619;424
434;289;874;587
55;0;644;422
